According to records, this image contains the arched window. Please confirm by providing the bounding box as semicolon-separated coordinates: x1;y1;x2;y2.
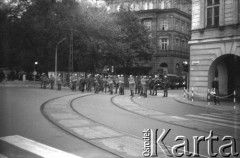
129;3;134;11
135;3;139;11
149;1;153;9
176;63;180;69
116;4;121;12
160;63;168;67
143;2;148;10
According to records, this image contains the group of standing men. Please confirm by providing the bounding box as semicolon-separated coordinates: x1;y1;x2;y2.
129;75;169;98
40;73;170;98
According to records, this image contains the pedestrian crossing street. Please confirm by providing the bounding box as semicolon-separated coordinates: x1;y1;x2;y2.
185;112;240;130
0;135;82;158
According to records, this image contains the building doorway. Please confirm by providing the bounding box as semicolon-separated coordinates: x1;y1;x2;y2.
160;63;168;74
208;54;240;98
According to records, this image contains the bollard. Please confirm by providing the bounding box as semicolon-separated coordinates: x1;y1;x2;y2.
234;90;236;109
207;89;210;105
191;87;194;102
184;87;186;99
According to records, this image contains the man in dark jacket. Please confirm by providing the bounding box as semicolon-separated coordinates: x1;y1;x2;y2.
163;75;169;97
212;77;219;105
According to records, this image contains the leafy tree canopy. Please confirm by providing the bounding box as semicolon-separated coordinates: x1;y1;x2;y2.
0;0;153;74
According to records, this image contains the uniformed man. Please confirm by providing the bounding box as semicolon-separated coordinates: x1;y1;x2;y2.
86;74;92;92
103;76;108;92
128;75;135;97
99;75;104;92
134;76;139;94
141;76;147;97
40;73;45;88
71;74;78;91
49;74;54;89
94;75;100;93
114;75;119;94
119;74;124;95
108;75;114;94
42;73;49;89
79;75;85;92
152;76;160;96
57;74;62;90
163;75;169;97
148;76;154;95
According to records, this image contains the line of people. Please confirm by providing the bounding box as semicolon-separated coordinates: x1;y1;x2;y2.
40;73;170;98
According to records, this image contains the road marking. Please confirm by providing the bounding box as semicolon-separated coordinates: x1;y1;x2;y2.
170;116;189;121
189;118;240;129
186;114;240;126
210;113;240;118
200;113;239;120
0;135;82;158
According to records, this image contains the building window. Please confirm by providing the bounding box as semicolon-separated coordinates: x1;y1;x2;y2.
129;3;134;11
161;1;165;9
206;0;220;27
159;38;169;50
161;20;168;30
135;3;139;11
175;38;179;50
182;40;185;50
143;20;152;30
176;63;180;69
116;4;121;12
149;1;153;9
181;25;184;33
144;2;148;10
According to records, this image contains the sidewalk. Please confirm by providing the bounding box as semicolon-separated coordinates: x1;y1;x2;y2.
0;80;40;87
0;80;70;89
174;97;240;114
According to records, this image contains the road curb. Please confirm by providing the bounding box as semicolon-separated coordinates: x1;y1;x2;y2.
173;97;240;115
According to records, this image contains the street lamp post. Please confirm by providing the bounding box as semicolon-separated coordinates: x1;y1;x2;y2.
183;61;189;91
33;62;38;83
55;38;66;86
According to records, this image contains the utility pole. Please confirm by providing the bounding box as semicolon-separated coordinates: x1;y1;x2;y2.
69;29;74;74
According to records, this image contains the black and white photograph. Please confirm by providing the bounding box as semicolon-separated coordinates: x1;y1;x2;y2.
0;0;239;157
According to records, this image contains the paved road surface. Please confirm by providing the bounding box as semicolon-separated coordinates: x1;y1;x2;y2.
0;87;118;158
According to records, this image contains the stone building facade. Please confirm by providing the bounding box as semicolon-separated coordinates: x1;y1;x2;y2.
105;0;192;76
190;0;240;99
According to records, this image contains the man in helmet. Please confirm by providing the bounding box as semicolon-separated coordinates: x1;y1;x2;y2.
128;75;135;97
119;74;124;95
49;74;55;89
103;76;108;93
114;75;120;94
163;75;169;97
57;74;62;90
148;76;154;95
141;76;148;97
108;75;114;95
71;74;78;91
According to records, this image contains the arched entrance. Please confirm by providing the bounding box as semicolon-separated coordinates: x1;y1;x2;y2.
208;54;240;97
160;63;168;74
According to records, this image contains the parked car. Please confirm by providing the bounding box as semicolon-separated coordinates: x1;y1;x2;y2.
165;74;184;89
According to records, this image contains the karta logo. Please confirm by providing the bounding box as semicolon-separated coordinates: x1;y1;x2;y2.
142;129;239;157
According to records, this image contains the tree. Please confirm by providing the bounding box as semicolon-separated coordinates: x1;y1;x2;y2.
0;0;153;75
107;8;154;75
